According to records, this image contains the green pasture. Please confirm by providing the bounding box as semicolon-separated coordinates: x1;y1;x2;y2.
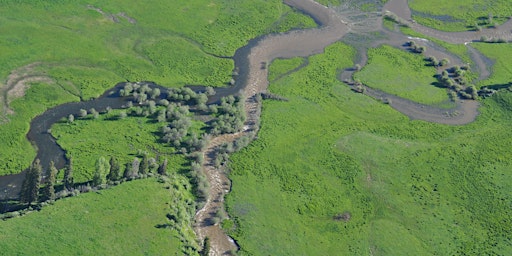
354;45;449;105
268;57;307;82
408;0;512;31
226;42;512;255
0;178;189;255
0;0;316;175
0;83;80;175
472;43;512;88
50;109;192;183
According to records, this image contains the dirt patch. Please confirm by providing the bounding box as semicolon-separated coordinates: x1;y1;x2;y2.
87;5;137;24
0;63;53;121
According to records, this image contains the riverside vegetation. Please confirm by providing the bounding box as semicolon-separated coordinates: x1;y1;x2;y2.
2;0;512;255
0;0;316;255
226;39;512;254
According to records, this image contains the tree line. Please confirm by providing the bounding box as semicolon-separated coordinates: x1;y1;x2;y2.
18;155;169;207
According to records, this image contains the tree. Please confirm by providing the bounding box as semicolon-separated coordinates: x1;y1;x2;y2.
150;88;161;99
439;58;449;67
78;109;87;118
64;157;74;190
42;161;57;202
119;111;127;119
158;158;168;175
92;156;110;186
205;86;216;96
20;159;42;205
107;157;121;181
68;114;74;123
124;158;140;179
139;153;149;175
123;163;132;179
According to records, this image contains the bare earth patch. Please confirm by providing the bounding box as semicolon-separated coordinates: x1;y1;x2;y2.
0;63;53;121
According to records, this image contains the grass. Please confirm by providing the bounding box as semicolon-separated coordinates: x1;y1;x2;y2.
0;178;189;255
268;57;307;82
0;0;316;176
472;43;512;88
50;109;190;183
226;42;512;255
353;45;449;105
0;83;80;175
399;26;474;65
408;0;512;31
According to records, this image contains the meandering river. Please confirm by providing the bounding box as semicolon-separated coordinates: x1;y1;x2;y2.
2;0;505;254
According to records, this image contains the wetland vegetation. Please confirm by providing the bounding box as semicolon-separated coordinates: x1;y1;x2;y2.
1;0;512;255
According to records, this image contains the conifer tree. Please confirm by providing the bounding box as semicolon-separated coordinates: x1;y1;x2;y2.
42;161;57;202
64;157;74;190
139;153;149;175
20;159;42;205
158;158;168;175
107;157;120;181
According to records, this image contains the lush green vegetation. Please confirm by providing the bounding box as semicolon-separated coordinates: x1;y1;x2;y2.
0;0;316;175
408;0;512;31
473;43;512;87
268;57;307;81
0;83;80;175
354;45;449;105
227;42;512;255
398;27;474;65
0;178;194;255
51;109;184;183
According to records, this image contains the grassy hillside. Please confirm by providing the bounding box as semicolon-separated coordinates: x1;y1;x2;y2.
226;42;512;255
0;178;193;255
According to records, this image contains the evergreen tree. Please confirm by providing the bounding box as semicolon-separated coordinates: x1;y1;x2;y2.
64;157;74;190
131;158;140;178
139;153;149;175
42;161;57;202
158;158;168;175
123;163;131;179
20;159;42;205
107;157;120;181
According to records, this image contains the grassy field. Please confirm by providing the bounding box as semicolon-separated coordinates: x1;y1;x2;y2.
0;0;316;175
268;57;307;82
408;0;512;31
353;45;449;105
50;109;187;183
472;43;512;88
226;42;512;255
0;178;192;255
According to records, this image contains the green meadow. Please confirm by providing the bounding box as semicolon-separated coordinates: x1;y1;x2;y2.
408;0;512;31
472;43;512;87
0;0;316;175
2;0;512;255
0;178;190;255
226;42;512;255
51;110;182;183
354;45;449;105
